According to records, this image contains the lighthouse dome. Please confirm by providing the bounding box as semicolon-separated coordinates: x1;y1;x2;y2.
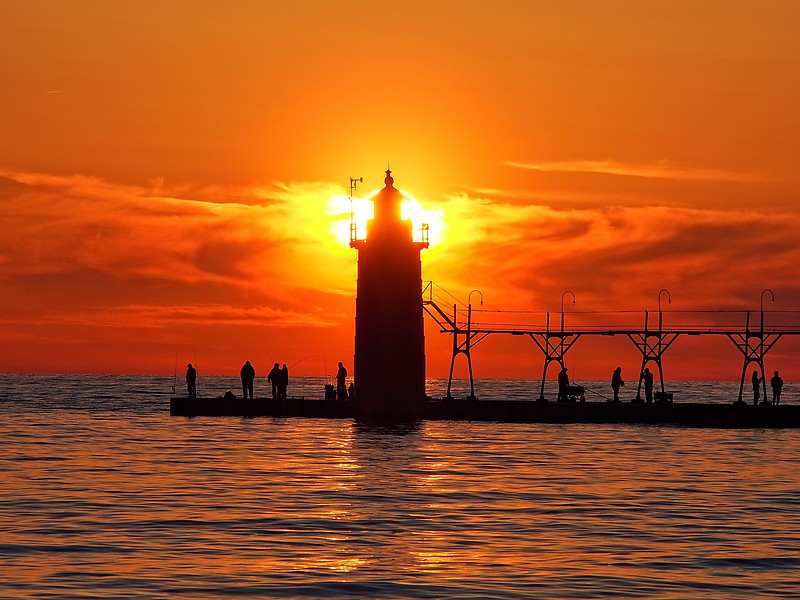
373;168;404;224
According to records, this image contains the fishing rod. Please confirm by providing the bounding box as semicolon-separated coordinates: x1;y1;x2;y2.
289;356;311;369
582;386;611;401
569;357;612;401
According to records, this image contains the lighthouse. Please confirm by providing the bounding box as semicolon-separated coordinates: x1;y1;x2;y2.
350;169;430;421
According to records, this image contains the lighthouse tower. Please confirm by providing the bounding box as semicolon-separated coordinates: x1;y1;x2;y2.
350;169;430;421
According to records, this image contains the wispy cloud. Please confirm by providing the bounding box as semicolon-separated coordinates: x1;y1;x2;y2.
425;191;800;313
0;168;357;332
3;167;799;375
505;159;761;182
0;168;350;288
0;303;342;330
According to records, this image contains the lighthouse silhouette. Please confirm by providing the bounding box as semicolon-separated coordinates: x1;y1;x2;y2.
350;169;430;421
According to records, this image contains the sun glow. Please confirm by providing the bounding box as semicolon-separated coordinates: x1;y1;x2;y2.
327;189;446;247
400;191;446;246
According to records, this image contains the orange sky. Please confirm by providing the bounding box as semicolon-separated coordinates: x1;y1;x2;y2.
2;1;800;381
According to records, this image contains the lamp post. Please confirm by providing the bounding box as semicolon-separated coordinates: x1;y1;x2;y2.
467;289;484;348
464;290;483;400
759;288;775;402
561;290;576;332
658;288;671;331
760;288;775;328
469;289;484;308
468;289;483;337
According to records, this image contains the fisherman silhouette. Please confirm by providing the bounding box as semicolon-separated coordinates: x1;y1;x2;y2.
771;370;784;405
557;366;569;401
268;362;281;399
611;367;625;402
278;364;288;399
241;360;256;400
752;370;762;405
641;367;654;403
186;363;197;398
336;362;349;400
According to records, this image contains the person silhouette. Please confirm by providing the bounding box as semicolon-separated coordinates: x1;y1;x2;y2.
770;370;784;405
641;367;654;403
611;367;625;402
336;362;349;400
557;366;569;401
241;360;256;400
186;363;197;398
278;364;288;399
751;370;762;405
268;362;281;399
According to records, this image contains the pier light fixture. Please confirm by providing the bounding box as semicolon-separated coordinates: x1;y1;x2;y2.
469;289;484;307
658;288;671;312
761;288;775;314
561;290;576;314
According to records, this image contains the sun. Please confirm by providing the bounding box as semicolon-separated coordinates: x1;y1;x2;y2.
327;188;446;248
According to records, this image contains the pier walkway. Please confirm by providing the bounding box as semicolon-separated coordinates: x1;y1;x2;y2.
169;395;800;428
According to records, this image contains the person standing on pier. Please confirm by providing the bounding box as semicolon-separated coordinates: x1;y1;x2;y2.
278;363;289;399
751;370;762;405
186;363;197;398
268;362;281;399
771;370;784;405
336;362;349;400
641;367;654;403
241;360;256;400
611;367;625;402
557;366;569;401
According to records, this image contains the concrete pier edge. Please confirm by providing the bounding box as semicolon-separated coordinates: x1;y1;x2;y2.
169;396;800;428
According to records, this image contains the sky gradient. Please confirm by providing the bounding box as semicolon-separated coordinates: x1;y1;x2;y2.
2;1;800;380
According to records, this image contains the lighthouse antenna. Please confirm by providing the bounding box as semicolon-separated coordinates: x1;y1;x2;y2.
349;176;363;244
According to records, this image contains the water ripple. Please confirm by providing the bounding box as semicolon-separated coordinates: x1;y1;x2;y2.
1;376;800;598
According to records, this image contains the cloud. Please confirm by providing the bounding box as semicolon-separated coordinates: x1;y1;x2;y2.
425;192;800;315
2;166;799;376
0;303;341;330
0;167;350;285
420;192;800;378
0;167;356;333
505;159;761;182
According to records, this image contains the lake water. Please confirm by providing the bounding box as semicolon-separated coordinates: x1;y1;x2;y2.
1;375;799;598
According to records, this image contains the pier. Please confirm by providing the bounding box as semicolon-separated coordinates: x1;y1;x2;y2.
169;283;800;427
423;283;800;405
169;395;800;428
